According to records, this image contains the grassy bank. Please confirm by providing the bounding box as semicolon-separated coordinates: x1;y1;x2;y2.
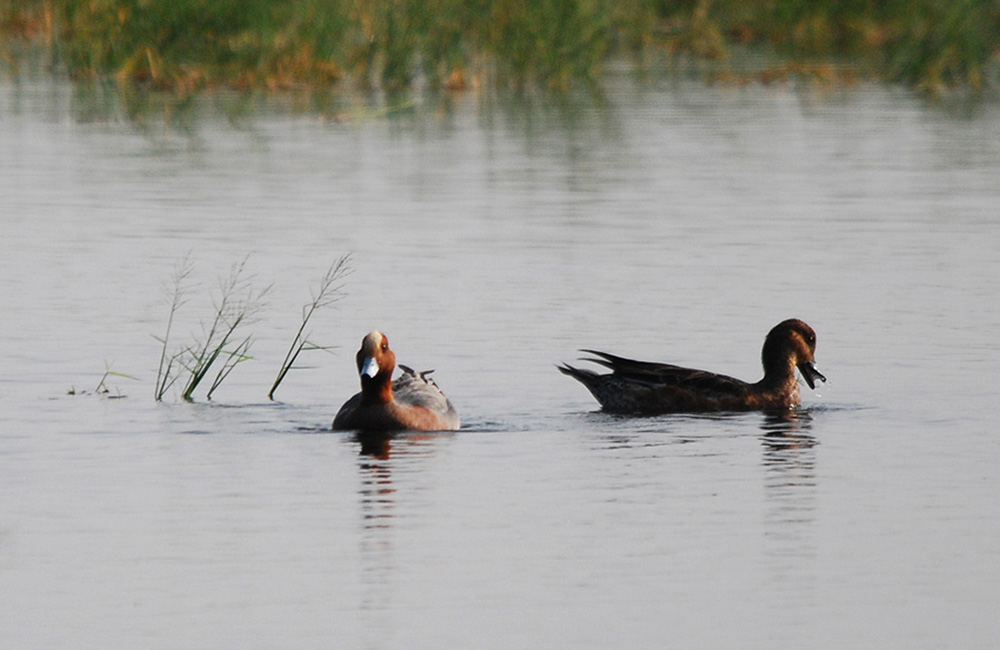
2;0;998;94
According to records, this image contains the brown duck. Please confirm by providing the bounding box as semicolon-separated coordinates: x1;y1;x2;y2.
558;319;826;414
333;331;460;432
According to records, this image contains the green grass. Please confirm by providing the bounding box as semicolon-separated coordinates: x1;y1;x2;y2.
269;255;351;401
151;255;350;403
154;255;270;402
153;254;193;401
2;0;998;94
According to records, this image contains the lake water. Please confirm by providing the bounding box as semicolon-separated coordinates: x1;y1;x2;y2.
2;73;999;649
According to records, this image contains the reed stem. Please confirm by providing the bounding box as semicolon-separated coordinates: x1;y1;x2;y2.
269;254;351;400
154;254;193;401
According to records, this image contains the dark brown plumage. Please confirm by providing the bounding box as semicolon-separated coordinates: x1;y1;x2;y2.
559;319;826;414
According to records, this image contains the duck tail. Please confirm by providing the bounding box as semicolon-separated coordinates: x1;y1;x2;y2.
557;363;600;387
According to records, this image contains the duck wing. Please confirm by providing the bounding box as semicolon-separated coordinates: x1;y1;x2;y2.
581;350;745;392
395;365;461;425
564;350;752;413
333;366;460;431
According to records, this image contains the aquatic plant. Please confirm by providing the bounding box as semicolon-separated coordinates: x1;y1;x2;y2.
153;256;270;402
152;254;353;403
3;0;998;95
885;0;998;93
68;361;138;398
153;254;194;401
700;0;1000;92
269;255;351;400
178;256;270;401
96;361;138;398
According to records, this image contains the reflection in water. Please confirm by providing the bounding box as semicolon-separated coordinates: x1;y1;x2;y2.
353;431;445;647
761;409;818;465
760;409;818;601
357;434;398;530
357;432;396;461
355;433;399;646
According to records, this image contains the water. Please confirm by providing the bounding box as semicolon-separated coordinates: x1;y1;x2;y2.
2;75;1000;649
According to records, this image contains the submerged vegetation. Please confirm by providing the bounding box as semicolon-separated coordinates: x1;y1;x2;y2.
2;0;998;95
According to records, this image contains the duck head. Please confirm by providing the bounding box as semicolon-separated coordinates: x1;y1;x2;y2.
356;330;396;386
762;319;827;389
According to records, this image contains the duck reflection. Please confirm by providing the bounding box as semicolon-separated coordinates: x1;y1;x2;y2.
357;431;395;460
761;409;818;464
354;431;445;529
759;408;818;579
356;433;397;530
352;429;447;634
355;430;446;460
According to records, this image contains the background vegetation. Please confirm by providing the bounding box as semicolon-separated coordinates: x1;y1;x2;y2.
2;0;998;94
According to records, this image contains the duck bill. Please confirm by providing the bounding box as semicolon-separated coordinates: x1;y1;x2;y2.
798;361;827;390
361;356;380;378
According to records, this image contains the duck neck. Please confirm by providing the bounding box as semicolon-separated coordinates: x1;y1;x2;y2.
759;357;799;393
361;373;394;405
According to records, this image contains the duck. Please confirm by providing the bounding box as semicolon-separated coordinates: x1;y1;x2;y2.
333;330;460;432
558;319;826;414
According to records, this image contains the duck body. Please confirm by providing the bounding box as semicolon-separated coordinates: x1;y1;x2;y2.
333;331;460;432
559;319;826;415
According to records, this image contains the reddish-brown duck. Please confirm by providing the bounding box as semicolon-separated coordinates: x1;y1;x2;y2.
333;331;460;432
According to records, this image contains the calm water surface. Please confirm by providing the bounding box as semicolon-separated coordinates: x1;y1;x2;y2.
2;75;1000;649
